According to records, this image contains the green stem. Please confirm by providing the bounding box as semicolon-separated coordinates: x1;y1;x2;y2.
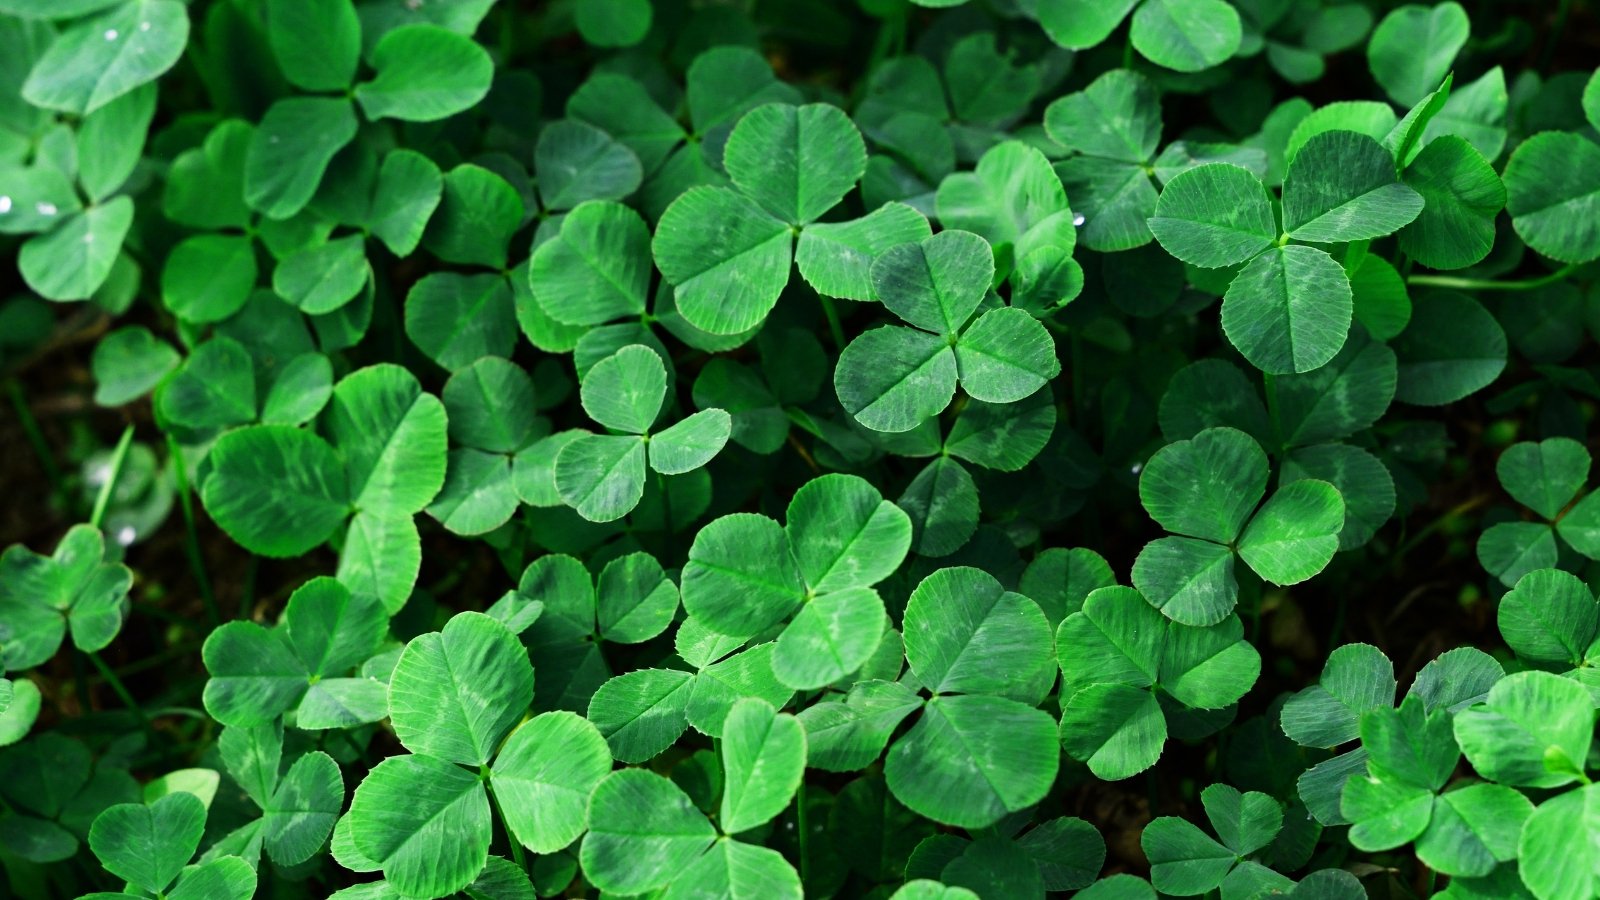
1406;264;1579;292
87;650;149;732
4;378;69;511
818;296;846;352
90;425;135;531
167;435;220;627
1262;372;1282;449
484;776;528;872
797;780;810;886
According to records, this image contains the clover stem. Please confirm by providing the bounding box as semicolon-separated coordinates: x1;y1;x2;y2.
4;378;68;513
797;779;810;885
89;424;135;532
87;649;149;733
1405;263;1579;292
657;469;676;560
819;296;846;352
485;777;528;872
167;435;220;627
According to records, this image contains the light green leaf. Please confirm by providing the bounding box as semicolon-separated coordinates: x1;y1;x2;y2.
1142;815;1234;895
835;326;957;434
581;345;666;435
21;0;188;115
586;668;693;763
325;364;449;516
720;698;806;833
1367;2;1469;106
1044;68;1162;164
534;120;643;211
903;566;1055;703
19;197;133;302
681;513;804;638
491;712;612;853
786;473;912;594
1035;0;1139;49
1453;670;1595;789
1398;136;1505;270
872;229;993;336
389;612;534;766
1059;683;1167;781
263;750;342;866
1517;784;1600;900
202;425;349;558
649;409;732;475
1141;427;1268;544
348;755;490;899
580;769;716;896
1498;438;1589;521
1237;479;1344;585
654;186;792;335
724;103;867;226
1148;164;1277;268
885;694;1059;828
554;434;646;522
795;202;931;301
1502;131;1600;265
88;793;205;894
528;200;651;326
1282;131;1424;242
954;307;1060;403
404;272;517;371
355;24;493;122
772;587;888;689
1280;642;1395;748
160;234;257;324
244;98;358;221
1222;244;1352;374
266;0;359;92
1130;0;1243;73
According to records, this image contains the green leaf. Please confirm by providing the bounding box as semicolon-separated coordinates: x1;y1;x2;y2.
369;149;442;257
355;24;493;122
326;364;449;517
1142;815;1235;895
596;553;678;643
903;566;1056;703
1498;438;1590;521
649;409;732;476
1415;783;1531;878
160;234;257;324
772;586;888;689
263;750;342;866
202;425;348;558
76;84;156;202
1280;642;1395;748
574;0;651;47
1367;2;1469;106
662;839;803;900
1499;569;1600;667
954;308;1060;403
348;754;489;899
1141;427;1268;544
1502;131;1600;265
935;142;1068;263
1517;784;1600;900
534;120;644;211
266;0;359;92
872;230;992;335
834;326;958;434
443;357;538;454
275;234;370;316
1059;683;1167;781
786;473;912;594
1036;0;1139;49
337;513;420;615
682;513;804;638
554;434;646;522
795;202;931;301
1343;775;1432;850
1392;291;1506;405
21;0;188;115
0;679;42;746
1129;0;1243;73
724;103;866;226
1282;131;1424;242
720;698;806;833
586;668;693;763
528;201;651;326
580;769;716;896
580;345;666;435
88;792;205;894
245;98;358;221
1044;68;1162;164
423;165;524;268
885;694;1059;828
1237;479;1344;585
1202;783;1283;856
19;198;133;302
1397;136;1505;270
654;186;792;335
1477;521;1559;589
491;712;612;853
160;338;257;429
389;612;533;766
1222;244;1353;375
404;273;517;371
1453;670;1595;788
1148;163;1277;269
91;326;177;406
201;622;305;726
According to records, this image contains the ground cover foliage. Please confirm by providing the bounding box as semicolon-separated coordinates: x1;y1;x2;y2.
1;0;1599;897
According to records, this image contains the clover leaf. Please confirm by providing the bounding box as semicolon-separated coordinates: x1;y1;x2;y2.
0;525;131;671
1037;0;1243;73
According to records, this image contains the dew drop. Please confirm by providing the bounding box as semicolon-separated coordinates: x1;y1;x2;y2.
83;232;96;244
104;28;118;40
140;20;151;31
36;201;57;216
0;196;11;214
1072;214;1086;227
1129;463;1143;476
116;525;137;547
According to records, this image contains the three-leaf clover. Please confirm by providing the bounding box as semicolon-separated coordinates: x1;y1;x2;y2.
1477;437;1600;587
0;524;130;671
1142;784;1284;896
834;229;1060;433
214;722;345;867
1057;585;1261;781
1036;0;1244;73
1149;130;1425;373
89;792;256;900
681;473;910;689
555;344;732;522
344;611;612;897
1133;426;1346;625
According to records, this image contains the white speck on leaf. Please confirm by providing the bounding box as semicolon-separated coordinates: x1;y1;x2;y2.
116;526;136;546
1073;214;1086;227
1130;463;1143;476
0;196;10;214
140;21;151;31
36;202;57;216
104;28;118;40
